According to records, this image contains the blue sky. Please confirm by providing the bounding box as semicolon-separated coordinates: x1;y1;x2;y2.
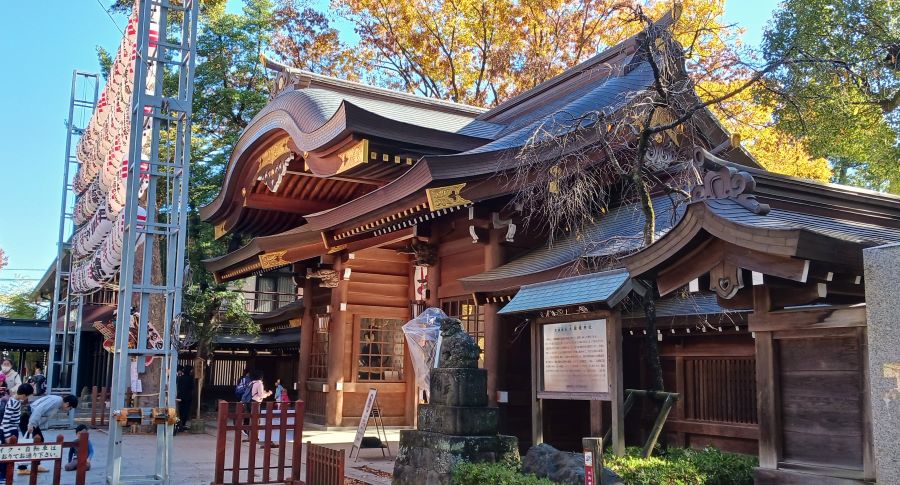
0;0;780;292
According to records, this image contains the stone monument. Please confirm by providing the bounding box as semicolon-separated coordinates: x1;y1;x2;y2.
863;243;900;485
392;318;519;484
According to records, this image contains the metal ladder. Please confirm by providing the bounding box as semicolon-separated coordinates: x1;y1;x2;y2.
47;71;100;398
105;0;199;483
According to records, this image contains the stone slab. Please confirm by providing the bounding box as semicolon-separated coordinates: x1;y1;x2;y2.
863;243;900;485
417;404;498;436
429;368;488;407
392;430;519;485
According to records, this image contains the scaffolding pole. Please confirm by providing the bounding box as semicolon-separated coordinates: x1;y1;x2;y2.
48;71;99;396
105;0;199;483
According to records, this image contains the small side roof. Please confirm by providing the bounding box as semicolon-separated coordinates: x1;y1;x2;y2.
498;269;633;315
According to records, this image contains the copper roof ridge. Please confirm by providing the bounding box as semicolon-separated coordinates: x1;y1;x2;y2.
476;8;679;123
262;55;486;117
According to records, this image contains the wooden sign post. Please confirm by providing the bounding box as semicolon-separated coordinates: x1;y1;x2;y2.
349;388;391;461
531;311;624;455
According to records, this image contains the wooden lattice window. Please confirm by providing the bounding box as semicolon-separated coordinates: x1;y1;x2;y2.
683;357;757;424
357;318;405;382
308;318;329;381
441;297;485;366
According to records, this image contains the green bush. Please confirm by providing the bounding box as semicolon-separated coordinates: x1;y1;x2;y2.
451;462;555;485
606;447;757;485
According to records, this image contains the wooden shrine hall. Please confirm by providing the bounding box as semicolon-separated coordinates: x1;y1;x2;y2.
201;13;899;485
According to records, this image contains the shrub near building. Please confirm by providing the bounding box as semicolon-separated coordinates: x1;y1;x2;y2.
452;446;757;485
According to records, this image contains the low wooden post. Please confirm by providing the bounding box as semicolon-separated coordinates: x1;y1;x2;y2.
90;387;98;426
213;401;227;485
4;435;16;485
582;438;603;485
51;434;64;485
76;431;89;484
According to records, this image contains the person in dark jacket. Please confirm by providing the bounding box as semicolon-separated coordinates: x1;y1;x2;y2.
176;366;194;432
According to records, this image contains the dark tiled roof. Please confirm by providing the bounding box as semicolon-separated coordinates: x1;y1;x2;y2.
498;269;630;315
468;62;654;154
624;292;749;319
705;199;900;246
250;88;503;142
460;195;684;290
214;326;301;347
251;300;304;326
0;319;50;347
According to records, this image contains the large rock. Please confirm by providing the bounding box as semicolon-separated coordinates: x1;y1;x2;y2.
522;444;624;485
393;430;519;485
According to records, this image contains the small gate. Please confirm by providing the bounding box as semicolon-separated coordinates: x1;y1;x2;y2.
1;432;90;485
305;443;344;485
213;400;305;485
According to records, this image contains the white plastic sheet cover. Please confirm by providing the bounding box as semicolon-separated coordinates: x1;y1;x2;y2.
402;307;446;393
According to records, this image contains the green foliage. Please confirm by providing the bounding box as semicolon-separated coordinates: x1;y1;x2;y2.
605;447;757;485
763;0;900;192
451;462;555;485
0;288;44;320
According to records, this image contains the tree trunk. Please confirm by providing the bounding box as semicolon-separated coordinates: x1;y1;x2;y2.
642;285;664;392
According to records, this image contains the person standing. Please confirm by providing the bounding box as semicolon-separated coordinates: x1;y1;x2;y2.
176;366;194;432
27;364;46;397
273;378;285;402
2;384;33;479
1;359;22;394
249;372;272;405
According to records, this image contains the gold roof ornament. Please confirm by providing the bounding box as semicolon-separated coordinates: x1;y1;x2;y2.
426;183;472;211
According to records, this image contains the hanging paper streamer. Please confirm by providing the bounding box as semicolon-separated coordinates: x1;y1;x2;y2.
68;1;157;296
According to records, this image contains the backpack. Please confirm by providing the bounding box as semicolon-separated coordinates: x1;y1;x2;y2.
29;375;47;396
240;380;256;404
235;376;250;399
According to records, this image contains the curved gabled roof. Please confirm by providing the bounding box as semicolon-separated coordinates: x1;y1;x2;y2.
200;83;503;224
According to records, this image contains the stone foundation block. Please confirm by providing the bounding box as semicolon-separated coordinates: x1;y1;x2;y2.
417;404;498;436
429;368;488;407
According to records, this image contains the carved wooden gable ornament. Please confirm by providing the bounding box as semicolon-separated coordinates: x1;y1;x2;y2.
691;149;770;216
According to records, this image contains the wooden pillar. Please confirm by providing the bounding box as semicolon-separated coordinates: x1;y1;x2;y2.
530;319;543;445
483;229;504;406
426;238;441;308
752;286;781;469
297;274;314;402
589;401;604;437
608;311;625;456
325;256;348;427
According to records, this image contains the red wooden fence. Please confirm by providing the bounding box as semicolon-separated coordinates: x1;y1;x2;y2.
2;432;90;485
213;400;305;485
305;443;344;485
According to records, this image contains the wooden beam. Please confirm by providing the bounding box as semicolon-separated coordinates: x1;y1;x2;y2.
244;193;339;214
657;239;809;297
749;304;867;332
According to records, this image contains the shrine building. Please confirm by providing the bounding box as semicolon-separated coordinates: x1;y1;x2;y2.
201;13;899;485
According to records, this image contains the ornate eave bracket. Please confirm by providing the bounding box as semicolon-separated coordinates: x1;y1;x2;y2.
307;268;339;288
691;149;770;215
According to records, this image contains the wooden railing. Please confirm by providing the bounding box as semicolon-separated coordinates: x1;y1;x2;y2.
306;443;344;485
684;357;757;425
2;433;90;485
238;290;298;316
213;400;305;485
